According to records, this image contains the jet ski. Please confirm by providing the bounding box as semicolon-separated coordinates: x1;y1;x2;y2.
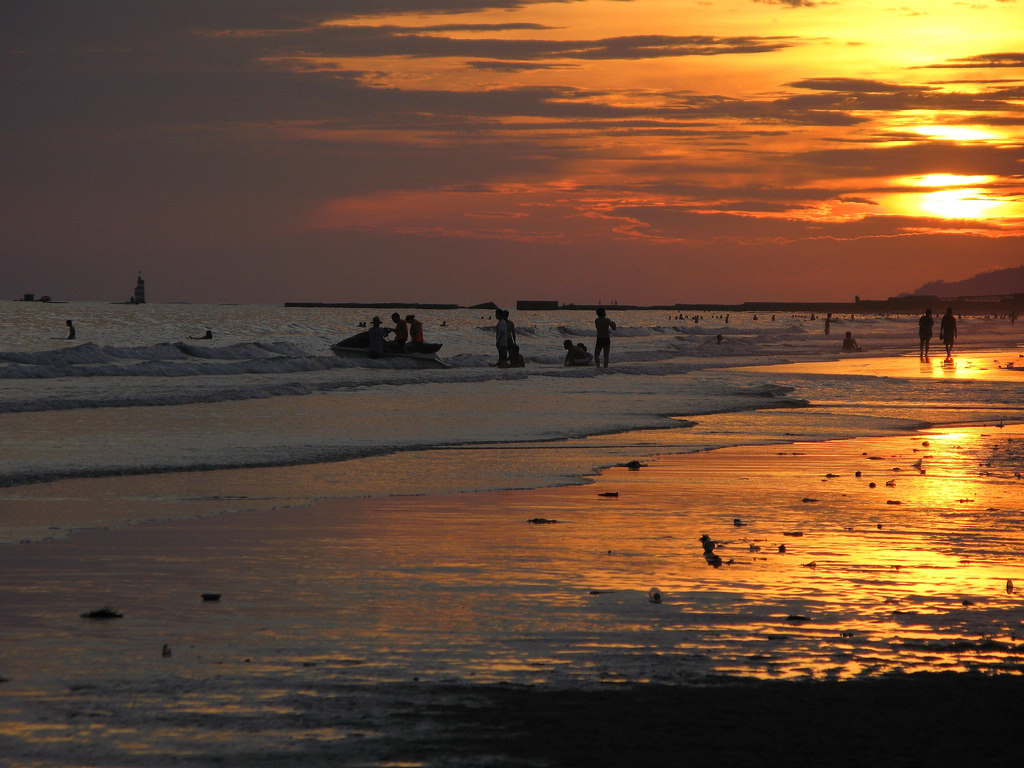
331;332;449;368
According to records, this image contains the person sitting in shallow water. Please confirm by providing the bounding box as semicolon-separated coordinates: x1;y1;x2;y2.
563;339;593;366
842;331;861;352
508;343;526;367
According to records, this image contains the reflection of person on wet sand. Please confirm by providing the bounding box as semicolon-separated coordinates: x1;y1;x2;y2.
939;307;957;360
841;331;861;352
189;329;213;340
65;319;75;340
918;308;934;360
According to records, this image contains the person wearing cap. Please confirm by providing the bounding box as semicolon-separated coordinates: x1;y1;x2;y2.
367;316;391;358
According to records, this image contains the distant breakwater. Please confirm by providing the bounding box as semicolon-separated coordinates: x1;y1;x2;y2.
286;297;1024;315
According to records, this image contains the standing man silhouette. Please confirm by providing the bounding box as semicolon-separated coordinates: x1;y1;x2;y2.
594;307;617;368
918;308;934;360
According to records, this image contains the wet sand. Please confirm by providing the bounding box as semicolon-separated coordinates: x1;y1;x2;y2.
2;423;1023;765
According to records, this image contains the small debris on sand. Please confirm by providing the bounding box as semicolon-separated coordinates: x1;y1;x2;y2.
598;492;619;497
81;607;122;619
526;517;559;524
201;593;221;602
648;587;663;603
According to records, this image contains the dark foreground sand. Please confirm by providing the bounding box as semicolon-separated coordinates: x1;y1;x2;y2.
124;674;1018;767
409;675;1018;767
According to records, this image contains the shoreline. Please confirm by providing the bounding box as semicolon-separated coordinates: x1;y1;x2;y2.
4;348;1024;546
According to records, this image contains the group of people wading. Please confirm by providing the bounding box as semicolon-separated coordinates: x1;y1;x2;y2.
362;306;620;367
496;306;617;369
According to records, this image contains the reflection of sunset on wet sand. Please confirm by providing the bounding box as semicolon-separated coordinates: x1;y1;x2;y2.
4;426;1021;693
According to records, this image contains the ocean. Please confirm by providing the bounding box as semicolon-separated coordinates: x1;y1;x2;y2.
1;301;1023;765
4;302;1023;499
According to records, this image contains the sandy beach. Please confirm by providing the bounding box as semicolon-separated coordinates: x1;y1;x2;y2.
3;416;1023;765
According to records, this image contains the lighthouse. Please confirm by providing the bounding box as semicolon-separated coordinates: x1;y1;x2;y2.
133;272;146;304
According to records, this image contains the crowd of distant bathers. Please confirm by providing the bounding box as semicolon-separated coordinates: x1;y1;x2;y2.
60;304;970;367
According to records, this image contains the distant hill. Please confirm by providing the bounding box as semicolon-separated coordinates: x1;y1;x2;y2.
912;265;1024;297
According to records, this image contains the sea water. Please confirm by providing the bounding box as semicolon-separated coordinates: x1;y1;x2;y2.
2;302;1024;765
2;302;1024;532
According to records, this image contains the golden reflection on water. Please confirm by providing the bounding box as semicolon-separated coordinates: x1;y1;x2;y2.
2;437;1020;767
746;352;1024;382
1;427;1022;764
182;422;1020;685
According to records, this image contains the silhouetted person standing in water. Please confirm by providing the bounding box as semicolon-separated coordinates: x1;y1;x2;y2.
65;319;75;340
918;308;934;360
594;307;616;368
940;307;957;360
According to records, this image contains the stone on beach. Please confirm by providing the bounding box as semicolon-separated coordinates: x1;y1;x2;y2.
81;606;123;619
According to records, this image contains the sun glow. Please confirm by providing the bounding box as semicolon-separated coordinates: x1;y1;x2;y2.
919;189;1004;220
913;125;998;143
906;174;995;189
893;174;1007;221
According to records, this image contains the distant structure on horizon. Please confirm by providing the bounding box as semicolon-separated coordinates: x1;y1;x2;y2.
131;272;146;304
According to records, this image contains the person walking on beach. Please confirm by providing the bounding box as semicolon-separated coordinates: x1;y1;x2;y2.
939;307;957;360
495;309;509;367
594;307;616;368
918;308;934;360
65;319;75;340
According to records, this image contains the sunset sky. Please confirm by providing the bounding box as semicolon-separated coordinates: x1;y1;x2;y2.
3;1;1022;306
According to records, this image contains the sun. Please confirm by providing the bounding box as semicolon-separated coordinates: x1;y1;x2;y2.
900;174;1006;221
919;188;1003;220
